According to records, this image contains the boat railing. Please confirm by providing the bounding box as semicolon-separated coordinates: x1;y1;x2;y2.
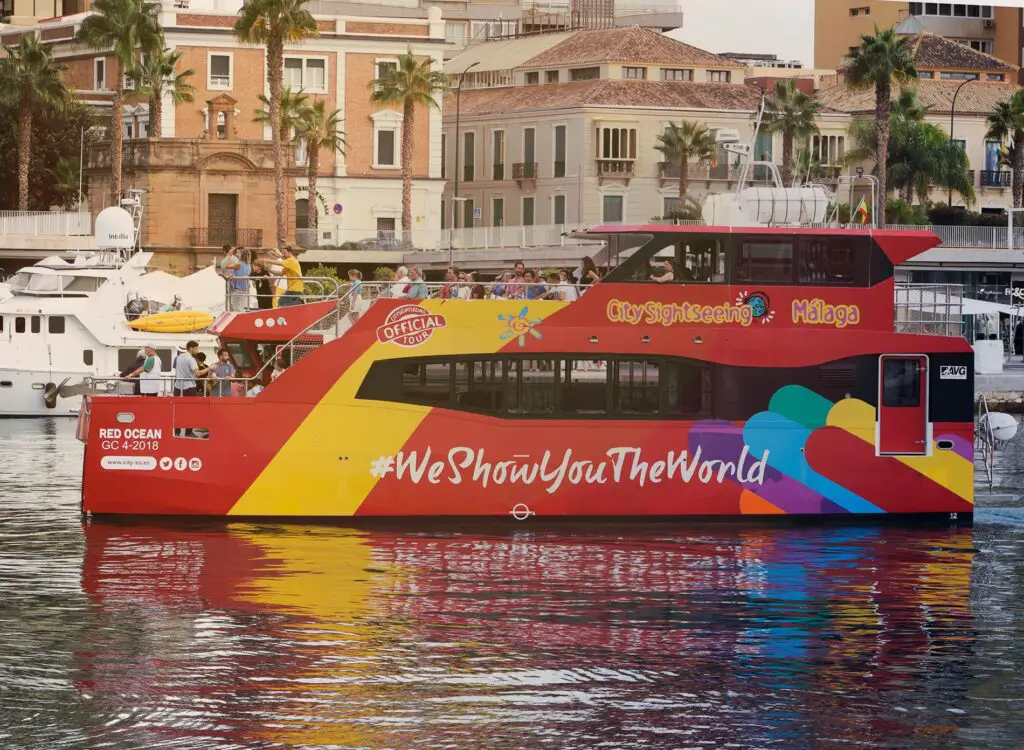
894;283;965;337
84;375;265;398
976;394;997;491
223;274;342;310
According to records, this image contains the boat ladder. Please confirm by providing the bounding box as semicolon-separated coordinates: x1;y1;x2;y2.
976;394;997;490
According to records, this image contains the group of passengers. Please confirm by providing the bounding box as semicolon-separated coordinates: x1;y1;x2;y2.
219;244;305;312
365;257;602;303
120;342;238;397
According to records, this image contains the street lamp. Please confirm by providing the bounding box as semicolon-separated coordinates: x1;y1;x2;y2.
449;60;479;264
949;75;977;205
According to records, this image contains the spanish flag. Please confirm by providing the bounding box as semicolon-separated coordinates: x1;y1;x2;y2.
853;197;869;225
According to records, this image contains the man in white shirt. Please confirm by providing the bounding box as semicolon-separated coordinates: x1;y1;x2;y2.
130;344;163;396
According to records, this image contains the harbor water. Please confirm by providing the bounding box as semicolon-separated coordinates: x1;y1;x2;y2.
1;419;1023;748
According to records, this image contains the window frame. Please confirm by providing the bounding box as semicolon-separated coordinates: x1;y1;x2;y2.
208;51;233;90
94;57;107;91
622;66;646;79
661;68;693;81
734;237;796;285
282;55;329;93
371;110;403;169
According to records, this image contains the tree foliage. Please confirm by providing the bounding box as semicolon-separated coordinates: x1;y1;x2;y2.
761;80;822;187
0;97;101;210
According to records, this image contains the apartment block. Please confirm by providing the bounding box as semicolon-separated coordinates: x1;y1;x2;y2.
441;26;851;229
0;0;448;272
814;1;1024;80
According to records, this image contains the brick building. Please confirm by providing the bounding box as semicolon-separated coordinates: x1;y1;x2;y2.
0;0;448;272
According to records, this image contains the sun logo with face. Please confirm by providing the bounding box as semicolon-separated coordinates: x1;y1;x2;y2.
498;306;543;347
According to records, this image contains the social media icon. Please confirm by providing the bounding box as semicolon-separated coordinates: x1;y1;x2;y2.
159;457;173;471
188;457;202;472
173;457;187;471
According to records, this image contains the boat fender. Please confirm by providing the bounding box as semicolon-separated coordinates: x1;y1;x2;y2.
982;412;1019;442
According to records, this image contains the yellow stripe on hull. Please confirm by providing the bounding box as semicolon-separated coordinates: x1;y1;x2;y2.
128;310;215;333
228;300;569;516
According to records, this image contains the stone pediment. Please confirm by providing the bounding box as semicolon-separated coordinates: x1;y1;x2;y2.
194;151;258;171
207;93;238;107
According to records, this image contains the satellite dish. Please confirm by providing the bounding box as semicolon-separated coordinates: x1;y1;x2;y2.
94;206;135;249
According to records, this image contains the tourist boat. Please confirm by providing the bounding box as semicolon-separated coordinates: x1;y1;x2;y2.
0;201;223;417
78;224;989;521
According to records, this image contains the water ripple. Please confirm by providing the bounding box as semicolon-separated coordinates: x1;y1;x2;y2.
0;419;1023;749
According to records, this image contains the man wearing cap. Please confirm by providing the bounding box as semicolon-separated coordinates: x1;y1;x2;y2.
133;345;163;396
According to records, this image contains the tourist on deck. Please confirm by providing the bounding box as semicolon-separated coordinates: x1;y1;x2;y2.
390;266;410;297
277;246;304;307
650;260;675;283
491;271;513;299
524;269;547;300
441;268;460;300
172;341;201;397
404;267;429;299
136;344;162;397
575;256;600;292
226;248;251;311
195;352;213;395
210;348;236;397
119;348;146;395
470;284;486;300
216;245;233;279
250;260;275;310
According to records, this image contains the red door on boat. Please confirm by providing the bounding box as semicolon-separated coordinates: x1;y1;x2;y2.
878;355;928;455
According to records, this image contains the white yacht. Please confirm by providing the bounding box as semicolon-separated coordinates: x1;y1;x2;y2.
0;199;223;417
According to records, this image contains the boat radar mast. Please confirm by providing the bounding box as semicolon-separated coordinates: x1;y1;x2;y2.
701;96;834;227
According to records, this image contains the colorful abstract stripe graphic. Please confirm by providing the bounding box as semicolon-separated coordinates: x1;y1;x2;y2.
737;385;973;515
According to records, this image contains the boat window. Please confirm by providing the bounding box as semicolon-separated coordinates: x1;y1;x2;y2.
507;359;556;415
614;360;660;414
225;342;256;370
0;381;11;388
454;360;503;412
737;240;794;284
882;359;921;407
7;273;29;291
0;317;3;333
31;316;41;333
559;359;608;414
358;355;715;420
24;275;66;293
664;360;713;416
15;317;25;334
63;276;105;293
799;238;856;285
48;316;65;334
607;235;726;284
402;361;452;405
83;349;94;366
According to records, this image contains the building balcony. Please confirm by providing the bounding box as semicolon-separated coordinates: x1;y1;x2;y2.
980;170;1011;188
513;161;538;186
188;227;263;248
658;160;680;185
597;158;634;185
86;137;292;172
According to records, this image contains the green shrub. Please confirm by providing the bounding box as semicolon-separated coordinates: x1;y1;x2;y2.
373;266;396;281
303;263;341;296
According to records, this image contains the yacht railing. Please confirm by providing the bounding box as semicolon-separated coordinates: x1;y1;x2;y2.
894;283;965;337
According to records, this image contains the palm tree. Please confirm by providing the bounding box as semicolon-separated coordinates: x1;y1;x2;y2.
51;157;84;209
794;145;831;184
234;0;317;247
369;52;448;240
654;120;717;209
844;25;918;218
0;36;68;210
888;119;975;205
129;47;194;138
295;98;347;231
254;88;308;146
986;90;1024;208
761;80;822;187
76;0;163;204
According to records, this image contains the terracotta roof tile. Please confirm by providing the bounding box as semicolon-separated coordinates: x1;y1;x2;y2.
909;32;1017;73
816;78;1021;116
444;79;764;117
520;27;744;70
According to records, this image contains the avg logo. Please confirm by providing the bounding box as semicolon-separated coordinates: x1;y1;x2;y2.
498;307;543;347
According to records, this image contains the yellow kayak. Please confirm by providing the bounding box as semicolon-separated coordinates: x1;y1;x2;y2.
127;310;215;333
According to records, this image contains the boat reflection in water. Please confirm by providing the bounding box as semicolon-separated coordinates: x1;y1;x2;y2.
79;523;978;747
